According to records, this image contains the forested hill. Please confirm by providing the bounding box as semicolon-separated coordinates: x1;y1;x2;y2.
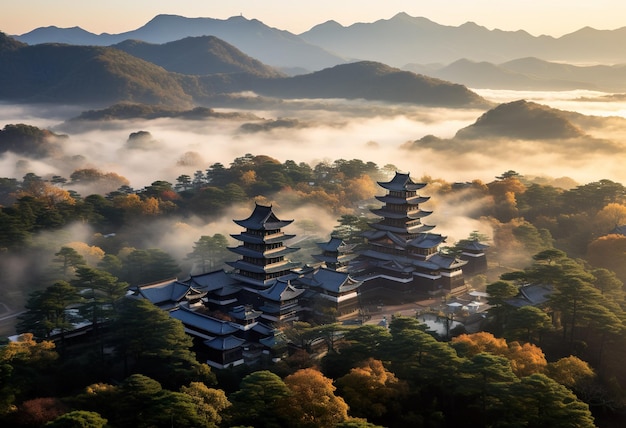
112;36;285;77
253;61;491;107
0;32;490;108
0;32;194;107
454;100;586;140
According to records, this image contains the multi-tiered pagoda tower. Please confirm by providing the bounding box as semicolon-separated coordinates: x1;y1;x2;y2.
227;203;301;288
355;172;467;298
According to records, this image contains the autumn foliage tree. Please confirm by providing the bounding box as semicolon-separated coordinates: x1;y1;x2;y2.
335;358;407;425
278;368;349;428
586;233;626;282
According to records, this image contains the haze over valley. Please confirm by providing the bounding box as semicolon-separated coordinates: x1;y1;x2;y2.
5;6;626;427
3;10;626;255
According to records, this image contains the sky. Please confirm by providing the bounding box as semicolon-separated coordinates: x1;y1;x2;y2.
2;0;626;37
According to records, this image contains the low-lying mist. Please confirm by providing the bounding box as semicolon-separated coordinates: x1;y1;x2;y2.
3;89;626;322
3;90;626;194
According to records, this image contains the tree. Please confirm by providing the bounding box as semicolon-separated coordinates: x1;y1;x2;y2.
335;358;407;425
46;410;107;428
452;332;547;378
113;374;205;428
512;222;553;254
175;174;192;191
322;325;391;378
0;334;58;415
562;179;626;214
505;306;552;344
122;248;180;285
546;356;595;389
12;397;68;427
186;234;230;273
112;298;209;388
332;214;371;245
593;203;626;234
456;352;518;422
278;368;349;428
485;280;519;332
506;373;595;428
53;247;86;278
180;382;230;428
586;234;626;282
16;281;81;342
227;370;290;428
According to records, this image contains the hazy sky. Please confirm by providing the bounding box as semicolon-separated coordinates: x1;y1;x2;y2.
2;0;626;37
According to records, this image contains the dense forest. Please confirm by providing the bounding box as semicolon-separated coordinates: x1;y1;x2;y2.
2;152;626;427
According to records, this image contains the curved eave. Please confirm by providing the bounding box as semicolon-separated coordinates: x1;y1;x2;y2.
227;260;301;274
370;209;432;219
234;219;293;230
375;195;430;204
370;223;433;234
378;180;426;192
408;234;446;249
230;233;296;244
228;246;299;258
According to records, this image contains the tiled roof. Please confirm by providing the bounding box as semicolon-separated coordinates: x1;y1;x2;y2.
427;253;468;269
462;241;490;251
258;279;305;301
377;172;426;192
186;270;238;292
408;233;446;249
170;306;239;335
204;335;246;351
306;267;362;293
136;279;190;305
375;194;430;205
316;237;356;252
233;203;293;230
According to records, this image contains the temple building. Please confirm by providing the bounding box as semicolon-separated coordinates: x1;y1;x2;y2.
226;204;301;287
131;202;363;368
312;237;357;272
131;180;487;368
353;172;470;299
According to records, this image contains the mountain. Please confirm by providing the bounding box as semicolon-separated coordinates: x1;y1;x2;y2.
0;32;194;107
404;57;626;92
253;61;490;107
112;36;284;77
300;12;626;66
0;33;489;109
14;14;346;73
500;58;626;92
67;103;260;121
454;100;585;140
0;123;67;158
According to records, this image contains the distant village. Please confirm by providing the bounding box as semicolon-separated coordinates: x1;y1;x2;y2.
130;172;490;368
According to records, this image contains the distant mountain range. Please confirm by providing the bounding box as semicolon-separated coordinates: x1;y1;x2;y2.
300;13;626;66
12;12;626;74
404;58;626;92
0;32;489;108
12;14;346;73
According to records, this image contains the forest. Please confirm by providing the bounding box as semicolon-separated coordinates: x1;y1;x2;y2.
2;153;626;427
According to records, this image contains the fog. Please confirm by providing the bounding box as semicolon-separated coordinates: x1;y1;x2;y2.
3;88;626;250
3;90;626;194
3;89;626;321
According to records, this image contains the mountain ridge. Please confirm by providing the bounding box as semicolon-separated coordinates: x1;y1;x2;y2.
0;32;489;109
14;13;626;72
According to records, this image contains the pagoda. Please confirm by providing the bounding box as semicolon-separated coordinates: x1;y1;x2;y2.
227;203;301;288
312;237;357;272
355;172;467;298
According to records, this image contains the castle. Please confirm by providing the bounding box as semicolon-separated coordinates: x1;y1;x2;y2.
130;172;488;368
